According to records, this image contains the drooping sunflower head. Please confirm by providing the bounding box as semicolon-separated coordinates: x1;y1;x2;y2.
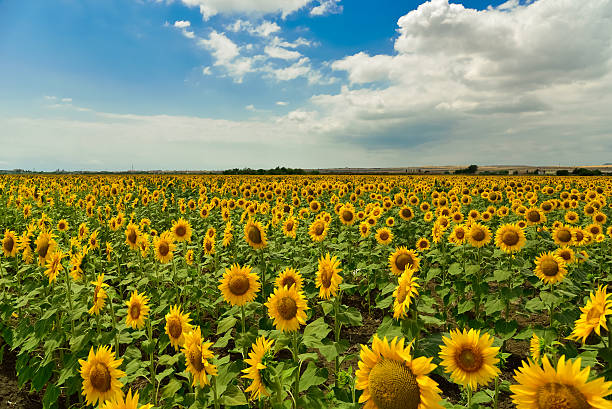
467;223;491;248
182;326;218;387
389;247;420;276
265;285;309;332
316;253;343;300
244;219;267;249
242;336;275;400
510;355;612;409
125;290;150;330
35;231;57;266
355;335;442;409
79;345;126;406
172;218;192;242
218;263;260;306
568;285;612;344
375;228;393;245
392;271;420;320
534;252;568;285
495;223;526;253
275;267;304;292
2;229;18;257
439;328;500;390
165;305;192;351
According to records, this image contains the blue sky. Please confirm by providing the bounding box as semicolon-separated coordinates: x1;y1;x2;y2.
1;0;611;170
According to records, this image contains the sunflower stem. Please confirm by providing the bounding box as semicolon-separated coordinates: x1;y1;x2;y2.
62;265;76;339
466;386;472;408
291;331;300;408
108;290;120;355
147;319;157;405
494;376;499;409
259;250;267;306
212;375;220;409
241;305;247;359
334;294;340;388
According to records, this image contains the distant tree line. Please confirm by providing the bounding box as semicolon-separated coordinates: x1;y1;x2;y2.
222;167;319;175
454;165;479;174
556;168;604;176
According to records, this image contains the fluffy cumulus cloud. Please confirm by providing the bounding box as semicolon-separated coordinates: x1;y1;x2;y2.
310;0;343;16
177;0;312;19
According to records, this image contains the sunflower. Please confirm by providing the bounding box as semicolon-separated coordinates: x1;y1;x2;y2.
182;326;218;387
275;267;304;292
573;228;588;246
439;328;500;389
308;219;329;242
530;333;542;363
35;231;57;266
552;224;574;247
554;247;575;264
567;285;612;344
89;274;108;316
265;285;308;332
222;221;233;247
392;272;419;320
125;290;150;330
356;335;442;409
399;206;414;221
172;218;192;242
510;355;612;409
78;222;90;240
375;228;393;245
534;252;568;285
467;223;491;248
99;389;152;409
44;250;65;284
88;230;100;250
389;247;420;276
565;211;579;224
2;230;18;257
70;249;85;281
165;305;192;351
218;264;260;306
416;237;430;252
57;219;69;232
79;345;126;405
154;232;175;264
242;336;275;400
495;224;526;253
586;223;603;238
339;205;357;225
282;216;298;238
359;222;371;238
125;222;141;250
202;236;215;256
244;219;267;249
316;253;343;300
448;224;468;246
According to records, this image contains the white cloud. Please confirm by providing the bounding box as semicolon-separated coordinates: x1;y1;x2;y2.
177;0;312;20
61;98;72;103
267;57;311;81
245;104;256;111
225;20;280;37
173;20;191;28
202;66;212;75
276;101;288;106
310;0;342;16
264;45;301;60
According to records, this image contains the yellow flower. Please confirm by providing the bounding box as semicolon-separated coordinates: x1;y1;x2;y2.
308;219;329;242
282;216;298;238
182;326;217;387
218;264;260;306
494;223;526;253
567;285;612;343
389;247;420;276
552;224;574;247
242;336;275;400
375;228;393;245
125;290;150;330
510;355;612;409
355;335;442;409
529;333;542;363
100;389;152;409
467;223;491;248
172;218;192;242
244;219;267;249
222;221;233;247
316;253;343;300
2;229;18;257
393;272;419;320
89;273;108;316
165;305;192;351
44;250;66;284
202;236;215;256
415;237;430;252
275;267;304;292
265;285;308;332
125;222;141;250
439;328;500;389
154;231;175;264
534;252;568;285
79;345;125;406
35;231;57;266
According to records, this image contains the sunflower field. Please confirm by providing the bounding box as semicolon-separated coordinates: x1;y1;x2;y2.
0;174;611;409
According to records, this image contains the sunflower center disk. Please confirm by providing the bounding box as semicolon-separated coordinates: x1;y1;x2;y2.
397;287;407;304
456;348;483;372
586;304;604;325
277;296;298;320
176;226;186;237
38;242;49;257
455;230;465;240
321;267;333;288
90;362;112;393
380;232;389;241
129;303;141;320
368;359;420;409
168;317;183;339
402;209;411;218
557;230;571;243
342;210;353;222
541;260;559;276
159;242;169;256
286;222;294;231
229;275;250;296
502;231;519;246
189;347;205;372
314;223;324;235
536;383;590;409
528;211;541;222
471;230;485;242
248;226;262;244
395;254;413;272
128;230;137;244
3;237;14;252
282;277;296;289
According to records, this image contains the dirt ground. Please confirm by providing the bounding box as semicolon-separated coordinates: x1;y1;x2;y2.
0;347;42;409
